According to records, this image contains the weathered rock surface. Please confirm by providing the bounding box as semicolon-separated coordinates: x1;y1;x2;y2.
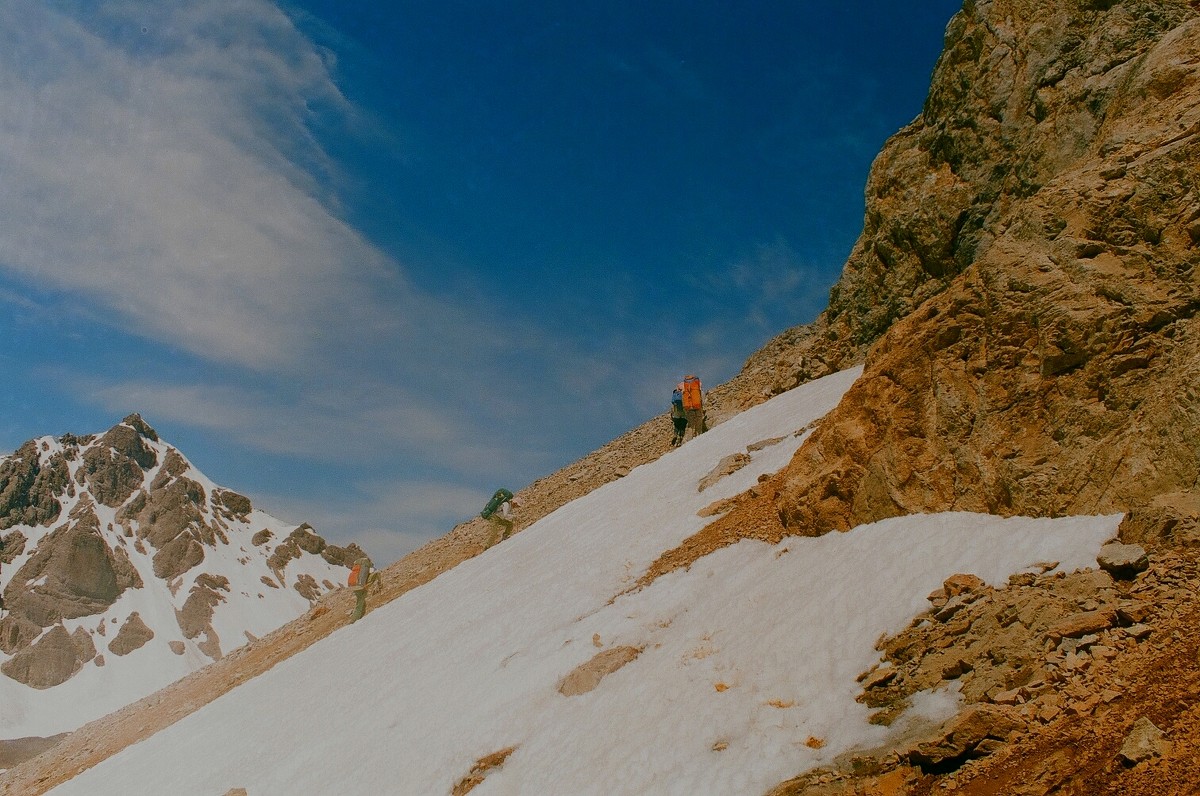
175;574;230;661
1097;541;1150;578
0;414;352;715
119;452;215;581
81;419;158;508
0;443;69;531
2;502;142;629
902;705;1025;771
107;612;154;657
673;3;1200;792
697;453;752;492
1119;717;1169;765
770;0;1200;541
1;626;87;689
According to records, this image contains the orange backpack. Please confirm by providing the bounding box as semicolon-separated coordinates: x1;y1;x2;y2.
348;563;362;588
681;376;702;410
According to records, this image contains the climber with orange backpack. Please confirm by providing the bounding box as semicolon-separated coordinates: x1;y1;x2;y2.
679;375;706;441
347;557;381;623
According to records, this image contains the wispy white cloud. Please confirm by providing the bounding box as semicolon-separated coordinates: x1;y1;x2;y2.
690;236;833;334
1;0;807;561
0;0;428;370
66;373;521;470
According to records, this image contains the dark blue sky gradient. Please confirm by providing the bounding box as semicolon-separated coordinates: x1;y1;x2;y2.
297;1;961;336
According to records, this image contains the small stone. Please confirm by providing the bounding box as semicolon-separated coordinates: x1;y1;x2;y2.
862;666;898;689
992;687;1023;705
943;573;985;597
1037;704;1062;723
1119;717;1169;765
1125;623;1153;640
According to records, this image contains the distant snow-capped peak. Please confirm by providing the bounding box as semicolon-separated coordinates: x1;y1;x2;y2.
0;414;362;739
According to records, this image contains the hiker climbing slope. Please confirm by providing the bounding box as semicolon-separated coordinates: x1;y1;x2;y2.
480;488;518;548
348;557;381;622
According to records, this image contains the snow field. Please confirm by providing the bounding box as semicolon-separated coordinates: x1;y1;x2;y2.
47;367;1121;795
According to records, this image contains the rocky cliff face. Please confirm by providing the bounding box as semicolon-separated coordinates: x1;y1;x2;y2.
0;414;361;738
740;0;1200;542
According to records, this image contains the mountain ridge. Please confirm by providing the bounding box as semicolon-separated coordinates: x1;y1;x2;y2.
0;413;361;743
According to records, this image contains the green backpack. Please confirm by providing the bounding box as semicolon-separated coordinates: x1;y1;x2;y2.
481;488;514;519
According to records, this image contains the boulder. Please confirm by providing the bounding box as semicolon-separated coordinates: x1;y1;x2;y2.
1046;609;1119;641
1097;542;1150;579
1;625;87;688
107;612;154;657
943;573;985;597
698;453;752;492
1119;717;1169;765
903;705;1025;772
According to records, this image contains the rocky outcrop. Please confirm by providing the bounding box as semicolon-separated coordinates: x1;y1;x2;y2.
2;502;142;628
175;574;230;661
557;646;642;697
1119;717;1169;765
81;420;158;508
320;540;368;568
697;453;752;492
107;612;154;657
452;747;516;796
1;625;95;689
698;0;1200;546
213;489;251;521
293;574;321;602
119;450;217;580
1;530;26;564
835;547;1199;778
0;414;352;703
266;524;365;572
0;442;69;531
902;704;1026;772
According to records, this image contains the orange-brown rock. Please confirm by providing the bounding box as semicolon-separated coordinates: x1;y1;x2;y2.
773;0;1200;542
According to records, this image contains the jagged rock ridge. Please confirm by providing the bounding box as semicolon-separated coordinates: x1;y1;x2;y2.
0;414;361;739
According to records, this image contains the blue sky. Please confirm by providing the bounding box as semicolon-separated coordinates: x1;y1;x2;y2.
0;0;961;563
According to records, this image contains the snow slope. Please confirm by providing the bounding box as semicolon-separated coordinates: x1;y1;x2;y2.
48;368;1121;795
